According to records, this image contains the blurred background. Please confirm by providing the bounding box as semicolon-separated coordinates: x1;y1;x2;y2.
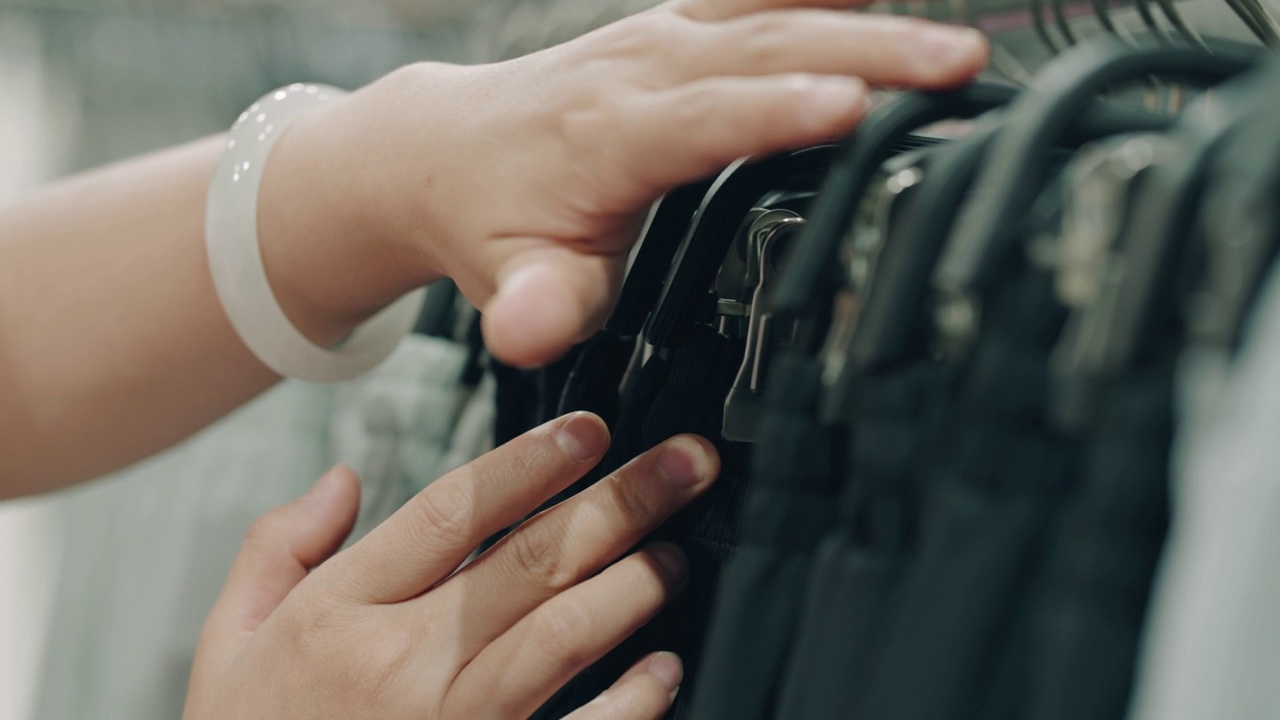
0;0;1273;718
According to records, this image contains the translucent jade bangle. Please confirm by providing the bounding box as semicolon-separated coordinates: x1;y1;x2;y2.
205;83;425;383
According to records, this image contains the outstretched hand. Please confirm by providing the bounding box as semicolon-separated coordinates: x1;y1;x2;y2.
185;414;720;719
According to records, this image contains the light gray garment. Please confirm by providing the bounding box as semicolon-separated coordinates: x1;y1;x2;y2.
1129;264;1280;720
35;335;491;720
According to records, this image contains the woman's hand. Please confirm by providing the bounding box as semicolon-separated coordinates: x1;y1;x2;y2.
184;413;720;720
262;0;989;367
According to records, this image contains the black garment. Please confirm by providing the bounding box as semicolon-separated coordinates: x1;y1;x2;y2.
556;332;637;429
1016;357;1173;720
536;327;749;720
686;354;840;720
854;267;1077;720
772;358;953;720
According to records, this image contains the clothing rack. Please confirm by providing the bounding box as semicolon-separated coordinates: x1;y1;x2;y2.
484;30;1280;720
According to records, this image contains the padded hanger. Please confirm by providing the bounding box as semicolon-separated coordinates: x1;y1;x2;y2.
771;82;1020;348
932;39;1258;357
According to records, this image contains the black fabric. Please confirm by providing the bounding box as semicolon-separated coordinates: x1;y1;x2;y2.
854;268;1076;720
556;332;637;427
1015;356;1174;720
686;354;840;720
536;328;749;719
773;358;954;720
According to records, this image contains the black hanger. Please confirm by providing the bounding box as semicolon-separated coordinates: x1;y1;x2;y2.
821;101;1174;424
1048;73;1268;430
931;39;1258;358
644;145;837;351
605;177;717;338
771;82;1021;353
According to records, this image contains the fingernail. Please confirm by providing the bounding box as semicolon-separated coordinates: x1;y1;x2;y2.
646;652;684;701
648;543;689;587
657;437;714;489
921;26;987;67
556;413;609;463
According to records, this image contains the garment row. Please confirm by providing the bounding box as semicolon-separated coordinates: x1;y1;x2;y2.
484;38;1280;720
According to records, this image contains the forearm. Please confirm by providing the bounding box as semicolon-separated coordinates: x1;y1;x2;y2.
0;89;431;498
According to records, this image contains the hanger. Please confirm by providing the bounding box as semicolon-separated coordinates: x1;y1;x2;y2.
931;39;1258;359
1154;0;1207;48
723;209;808;442
1051;0;1079;47
1135;0;1174;43
818;101;1174;424
1223;0;1280;45
605;177;716;338
644;145;837;351
1048;70;1268;429
771;82;1021;356
1032;0;1067;54
1189;77;1280;351
1047;133;1183;431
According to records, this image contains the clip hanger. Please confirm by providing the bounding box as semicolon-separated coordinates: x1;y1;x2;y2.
723;210;807;442
645;146;837;350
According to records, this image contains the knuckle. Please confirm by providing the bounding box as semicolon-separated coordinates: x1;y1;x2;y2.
408;482;474;541
531;598;598;669
608;12;687;56
670;89;711;128
604;472;662;526
559;95;625;153
508;525;577;592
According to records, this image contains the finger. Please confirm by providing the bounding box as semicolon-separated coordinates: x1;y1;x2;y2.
672;0;873;21
200;466;361;657
432;435;718;655
444;546;689;719
676;13;988;89
483;245;626;369
563;653;684;720
616;73;869;192
325;412;611;604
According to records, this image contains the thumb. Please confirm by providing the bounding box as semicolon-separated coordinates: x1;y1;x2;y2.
483;246;626;368
201;466;362;654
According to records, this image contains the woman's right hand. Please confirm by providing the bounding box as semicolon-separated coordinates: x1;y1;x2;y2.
182;412;718;720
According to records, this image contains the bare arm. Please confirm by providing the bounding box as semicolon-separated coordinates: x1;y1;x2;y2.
0;0;987;498
0;137;281;493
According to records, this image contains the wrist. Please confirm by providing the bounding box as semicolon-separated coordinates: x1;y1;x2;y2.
257;85;439;346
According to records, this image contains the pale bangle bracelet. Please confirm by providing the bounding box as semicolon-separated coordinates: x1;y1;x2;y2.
205;83;426;384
